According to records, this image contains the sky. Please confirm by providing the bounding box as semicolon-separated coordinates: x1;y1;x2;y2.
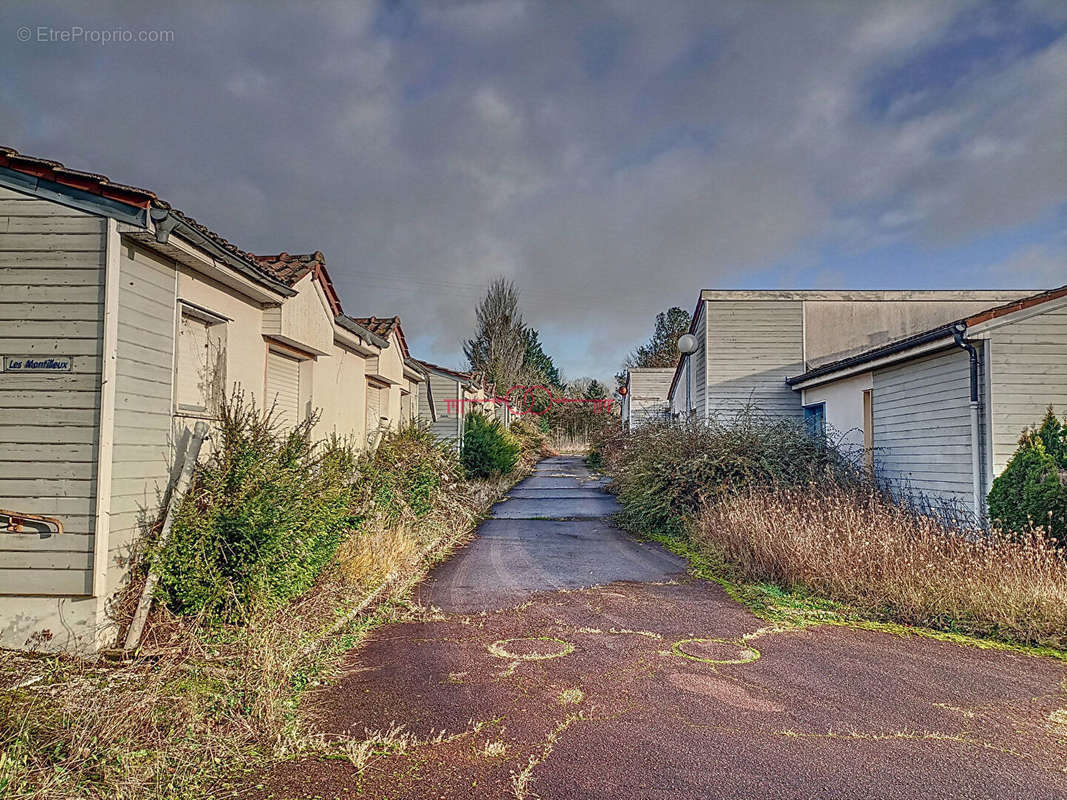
3;0;1065;384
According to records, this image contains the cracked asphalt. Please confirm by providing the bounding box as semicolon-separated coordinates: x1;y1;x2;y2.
252;456;1067;799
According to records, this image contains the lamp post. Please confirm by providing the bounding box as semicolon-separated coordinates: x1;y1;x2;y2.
677;333;697;419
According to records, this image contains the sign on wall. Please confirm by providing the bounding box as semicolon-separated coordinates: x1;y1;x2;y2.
2;355;73;372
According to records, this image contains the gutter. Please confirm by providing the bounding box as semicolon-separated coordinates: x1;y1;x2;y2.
0;166;148;227
953;322;984;524
786;323;958;388
150;207;296;297
336;314;390;349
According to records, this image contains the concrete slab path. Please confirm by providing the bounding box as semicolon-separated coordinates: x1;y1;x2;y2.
252;457;1067;799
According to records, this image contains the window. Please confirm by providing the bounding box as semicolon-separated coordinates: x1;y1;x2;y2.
804;402;826;439
176;305;226;416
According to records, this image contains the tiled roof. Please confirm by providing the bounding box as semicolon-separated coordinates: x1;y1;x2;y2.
0;145;288;291
253;251;345;316
350;316;399;338
252;251;325;286
0;145;156;208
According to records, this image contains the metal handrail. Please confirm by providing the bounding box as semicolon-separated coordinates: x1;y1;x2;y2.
0;509;64;535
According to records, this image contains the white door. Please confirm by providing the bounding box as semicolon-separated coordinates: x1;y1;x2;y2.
266;349;301;427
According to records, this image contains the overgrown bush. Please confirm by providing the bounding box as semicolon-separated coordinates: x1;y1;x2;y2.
540;398;617;453
2;411;537;800
988;408;1067;545
699;485;1067;647
508;415;554;465
351;423;462;522
602;410;864;536
461;412;519;478
153;393;355;622
600;408;1067;648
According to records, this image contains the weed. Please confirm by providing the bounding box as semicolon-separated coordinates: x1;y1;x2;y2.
488;637;575;661
558;688;584;705
479;738;509;758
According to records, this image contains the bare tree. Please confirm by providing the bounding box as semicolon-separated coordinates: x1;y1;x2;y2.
464;277;527;390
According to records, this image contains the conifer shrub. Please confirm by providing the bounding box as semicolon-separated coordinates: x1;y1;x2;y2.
461;412;520;478
350;423;460;522
153;393;355;622
988;408;1067;545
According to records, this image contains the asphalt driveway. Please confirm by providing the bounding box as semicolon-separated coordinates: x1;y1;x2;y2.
254;456;1067;799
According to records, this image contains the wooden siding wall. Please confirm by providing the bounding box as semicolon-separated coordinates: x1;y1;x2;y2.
989;305;1067;474
693;305;707;417
426;373;462;445
871;347;975;509
107;246;177;598
417;379;434;424
0;185;105;595
705;300;804;418
628;369;674;425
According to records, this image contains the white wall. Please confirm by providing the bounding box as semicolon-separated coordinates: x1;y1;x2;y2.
177;265;267;406
801;371;872;453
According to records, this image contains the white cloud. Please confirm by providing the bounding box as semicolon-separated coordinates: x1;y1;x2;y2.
3;0;1064;382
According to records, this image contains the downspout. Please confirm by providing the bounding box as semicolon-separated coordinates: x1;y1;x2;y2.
953;323;983;523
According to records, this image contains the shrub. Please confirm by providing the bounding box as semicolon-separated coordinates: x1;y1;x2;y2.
508;415;554;464
540;398;617;453
988;408;1067;545
351;423;462;523
461;412;520;478
153;393;355;622
697;485;1067;647
603;410;864;536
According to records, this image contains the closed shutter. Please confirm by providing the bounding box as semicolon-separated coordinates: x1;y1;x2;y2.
367;383;383;433
267;349;301;427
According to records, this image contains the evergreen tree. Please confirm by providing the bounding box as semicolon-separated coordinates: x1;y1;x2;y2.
616;306;692;386
585;379;607;400
521;327;563;388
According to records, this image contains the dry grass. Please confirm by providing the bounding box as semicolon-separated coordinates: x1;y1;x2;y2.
697;485;1067;647
0;452;534;800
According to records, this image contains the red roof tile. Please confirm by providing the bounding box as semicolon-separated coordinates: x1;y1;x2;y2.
351;316;411;358
0;145;157;208
253;251;324;286
0;145;287;291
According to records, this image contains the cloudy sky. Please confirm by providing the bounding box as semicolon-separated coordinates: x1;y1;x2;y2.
3;1;1065;382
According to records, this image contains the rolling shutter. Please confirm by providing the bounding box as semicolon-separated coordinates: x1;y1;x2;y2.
266;349;301;427
367;382;384;433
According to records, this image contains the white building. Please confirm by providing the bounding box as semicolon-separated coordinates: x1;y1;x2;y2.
667;290;1031;421
0;146;424;652
621;367;674;430
787;287;1067;520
